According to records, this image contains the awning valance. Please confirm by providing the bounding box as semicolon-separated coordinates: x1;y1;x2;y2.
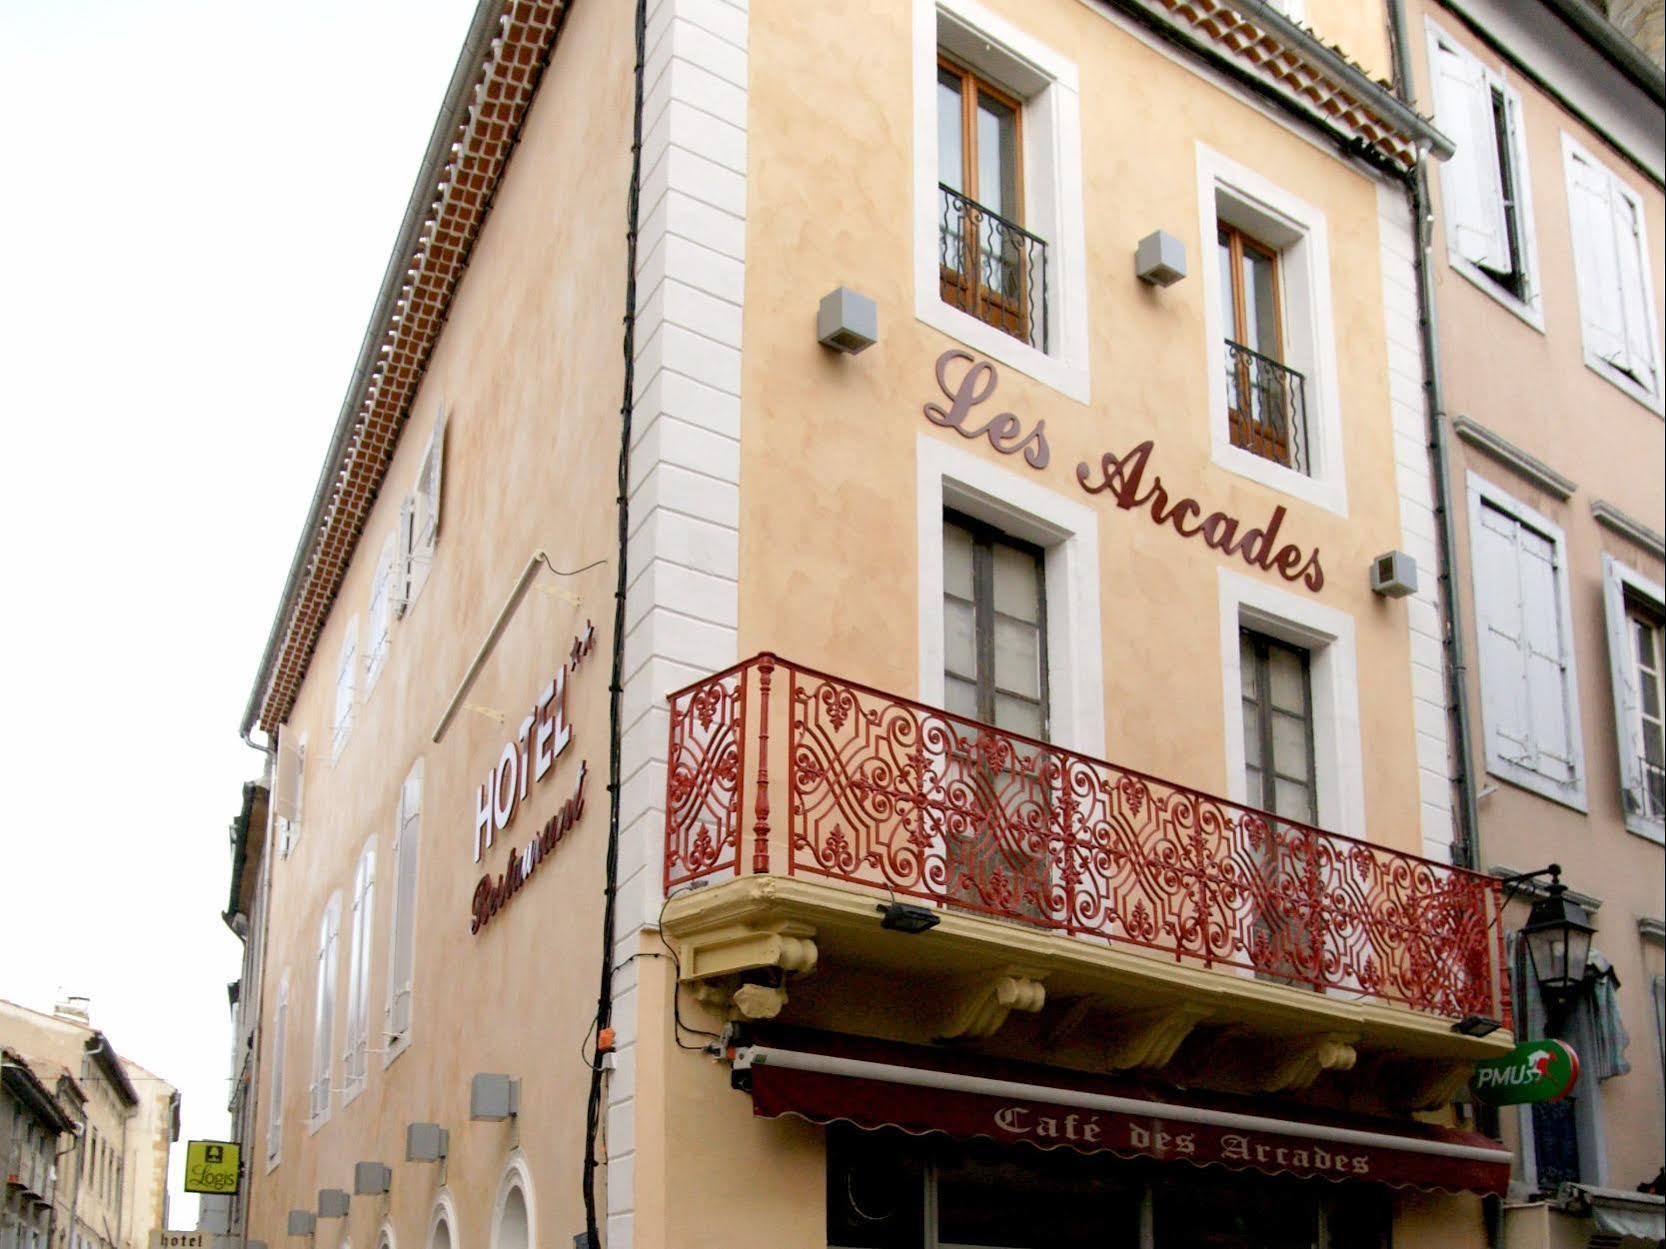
734;1034;1511;1197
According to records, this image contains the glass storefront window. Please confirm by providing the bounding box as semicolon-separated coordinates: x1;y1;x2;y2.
828;1127;1391;1249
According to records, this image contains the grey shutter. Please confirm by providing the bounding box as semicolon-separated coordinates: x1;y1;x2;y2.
1475;502;1532;765
1517;523;1573;778
386;764;422;1042
1602;555;1647;814
1432;38;1509;272
1567;150;1628;367
1611;186;1658;391
266;983;287;1158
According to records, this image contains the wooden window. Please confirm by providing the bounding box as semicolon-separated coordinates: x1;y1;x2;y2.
310;897;340;1124
1631;604;1665;819
942;514;1048;739
1219;223;1297;468
1240;630;1316;824
342;842;376;1095
1565;141;1661;400
1473;497;1577;789
936;58;1034;345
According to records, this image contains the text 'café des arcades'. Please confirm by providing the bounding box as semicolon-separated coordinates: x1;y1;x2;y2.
218;0;1666;1248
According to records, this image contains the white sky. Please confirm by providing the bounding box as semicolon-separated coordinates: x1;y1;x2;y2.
0;0;475;1227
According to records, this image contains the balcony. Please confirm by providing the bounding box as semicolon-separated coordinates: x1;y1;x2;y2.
1226;339;1309;474
938;184;1048;351
662;657;1514;1099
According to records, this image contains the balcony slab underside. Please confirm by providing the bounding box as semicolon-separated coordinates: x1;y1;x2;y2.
663;874;1515;1111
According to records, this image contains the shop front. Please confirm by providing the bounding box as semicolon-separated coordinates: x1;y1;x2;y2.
729;1029;1509;1249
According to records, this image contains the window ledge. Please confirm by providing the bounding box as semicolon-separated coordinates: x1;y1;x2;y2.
1584;350;1665;418
1623;814;1664;845
1484;757;1589;814
1210;438;1347;516
264;1153;280;1176
306;1112;329;1136
1448;252;1546;334
915;297;1090;406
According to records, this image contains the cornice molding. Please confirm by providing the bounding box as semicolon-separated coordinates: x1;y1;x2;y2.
1591;499;1666;560
1452;415;1577;501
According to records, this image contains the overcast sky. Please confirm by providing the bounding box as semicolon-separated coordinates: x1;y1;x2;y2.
0;0;475;1225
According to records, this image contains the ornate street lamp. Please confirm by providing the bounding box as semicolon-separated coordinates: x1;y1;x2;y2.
1521;870;1596;1019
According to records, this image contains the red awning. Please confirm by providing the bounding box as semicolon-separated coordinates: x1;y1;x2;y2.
735;1033;1511;1197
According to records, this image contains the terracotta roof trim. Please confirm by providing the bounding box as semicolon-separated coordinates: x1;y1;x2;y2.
1145;0;1452;167
242;0;570;739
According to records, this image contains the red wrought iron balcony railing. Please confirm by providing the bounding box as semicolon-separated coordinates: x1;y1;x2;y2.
664;654;1511;1029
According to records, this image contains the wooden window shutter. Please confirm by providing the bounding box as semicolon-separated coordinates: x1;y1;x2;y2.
1474;503;1533;765
386;763;422;1042
266;982;287;1158
1602;556;1648;813
1517;525;1574;777
1611;187;1658;391
1568;152;1628;366
1433;38;1508;272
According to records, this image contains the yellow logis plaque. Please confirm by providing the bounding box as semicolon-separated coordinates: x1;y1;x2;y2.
183;1140;240;1195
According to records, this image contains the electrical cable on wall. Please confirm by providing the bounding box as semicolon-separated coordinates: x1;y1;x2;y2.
583;0;650;1240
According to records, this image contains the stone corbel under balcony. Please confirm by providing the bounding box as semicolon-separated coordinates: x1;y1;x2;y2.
936;968;1048;1041
661;875;1515;1102
674;879;819;1021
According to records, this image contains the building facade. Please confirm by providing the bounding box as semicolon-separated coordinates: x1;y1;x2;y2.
2;1049;78;1249
0;1002;179;1249
228;2;1660;1248
1402;0;1666;1242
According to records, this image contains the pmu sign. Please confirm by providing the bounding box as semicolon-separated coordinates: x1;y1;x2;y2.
1471;1040;1580;1106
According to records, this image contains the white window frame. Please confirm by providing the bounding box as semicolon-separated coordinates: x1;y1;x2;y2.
309;894;341;1131
366;534;396;695
1426;20;1544;331
1602;554;1666;843
1197;144;1347;516
1561;133;1665;415
916;433;1106;758
489;1157;535;1249
264;973;288;1171
428;1195;459;1249
342;839;377;1101
911;0;1090;403
332;618;358;765
1217;568;1366;840
1466;474;1588;810
274;730;306;859
384;759;424;1066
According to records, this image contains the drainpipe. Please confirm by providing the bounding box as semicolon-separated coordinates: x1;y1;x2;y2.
1383;0;1483;876
1386;1;1499;1242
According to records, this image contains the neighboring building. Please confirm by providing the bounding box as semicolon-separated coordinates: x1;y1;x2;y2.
1402;0;1666;1242
199;782;271;1245
2;1049;78;1249
225;1;1662;1248
0;1002;179;1249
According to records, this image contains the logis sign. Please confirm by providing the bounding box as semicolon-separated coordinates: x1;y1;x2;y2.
922;350;1326;592
468;621;596;936
1470;1039;1580;1106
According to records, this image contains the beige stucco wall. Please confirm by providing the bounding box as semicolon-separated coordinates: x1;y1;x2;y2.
1406;0;1666;1197
244;2;634;1248
736;0;1427;849
632;0;1484;1245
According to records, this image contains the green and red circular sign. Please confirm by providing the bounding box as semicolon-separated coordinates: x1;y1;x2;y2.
1471;1040;1580;1106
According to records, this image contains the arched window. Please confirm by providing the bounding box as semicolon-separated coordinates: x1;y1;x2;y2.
429;1194;458;1249
491;1159;534;1249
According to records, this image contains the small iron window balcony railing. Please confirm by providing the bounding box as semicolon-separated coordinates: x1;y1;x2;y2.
664;654;1511;1028
1226;338;1310;475
939;183;1049;352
